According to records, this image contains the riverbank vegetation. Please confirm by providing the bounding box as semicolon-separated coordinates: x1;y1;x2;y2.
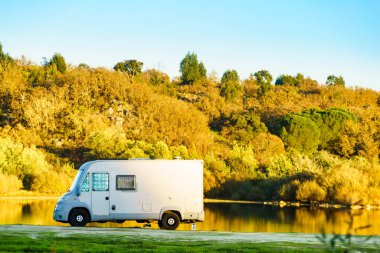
1;43;380;205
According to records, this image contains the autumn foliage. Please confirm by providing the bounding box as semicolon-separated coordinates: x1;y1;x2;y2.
0;47;380;204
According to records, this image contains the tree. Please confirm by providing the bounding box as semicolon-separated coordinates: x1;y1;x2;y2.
326;75;345;87
275;74;300;86
221;69;239;84
251;133;285;165
179;52;206;84
300;108;357;152
222;112;267;143
199;62;207;78
114;59;143;76
78;63;90;69
295;73;304;84
113;62;126;72
0;43;5;60
125;60;143;76
48;53;67;73
144;69;170;86
220;70;240;101
280;114;321;153
254;70;273;96
228;145;260;180
0;42;13;64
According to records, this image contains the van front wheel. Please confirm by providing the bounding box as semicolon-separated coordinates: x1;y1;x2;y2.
158;220;164;229
69;209;89;227
161;212;180;230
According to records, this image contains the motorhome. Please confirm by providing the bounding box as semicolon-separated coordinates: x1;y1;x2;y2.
53;159;204;230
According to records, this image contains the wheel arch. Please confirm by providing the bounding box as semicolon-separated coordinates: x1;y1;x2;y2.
159;206;182;221
69;207;91;222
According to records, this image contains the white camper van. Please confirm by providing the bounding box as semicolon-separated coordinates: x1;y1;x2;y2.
53;160;204;230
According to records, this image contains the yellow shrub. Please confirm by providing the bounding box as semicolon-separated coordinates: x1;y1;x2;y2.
322;159;375;204
296;181;326;202
251;132;285;165
203;155;230;192
0;174;23;194
31;171;73;194
279;180;301;200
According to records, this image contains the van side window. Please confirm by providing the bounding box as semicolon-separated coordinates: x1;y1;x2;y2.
116;175;136;190
81;173;90;192
92;173;109;191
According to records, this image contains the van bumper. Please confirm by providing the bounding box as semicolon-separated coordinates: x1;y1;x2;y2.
53;204;69;222
53;210;65;222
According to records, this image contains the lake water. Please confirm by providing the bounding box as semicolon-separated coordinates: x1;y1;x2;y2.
0;199;378;235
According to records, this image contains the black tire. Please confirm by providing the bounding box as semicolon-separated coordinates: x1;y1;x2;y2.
158;220;164;229
69;209;89;227
161;212;180;230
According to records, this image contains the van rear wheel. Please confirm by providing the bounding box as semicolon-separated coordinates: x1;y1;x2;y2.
161;212;180;230
69;209;89;227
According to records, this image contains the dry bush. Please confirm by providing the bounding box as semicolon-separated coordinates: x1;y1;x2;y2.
0;174;23;194
228;145;260;180
31;171;73;194
251;132;285;165
203;155;230;192
279;180;301;200
321;158;380;205
267;154;294;177
296;181;326;202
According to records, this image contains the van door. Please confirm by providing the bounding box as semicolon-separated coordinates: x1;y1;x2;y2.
91;172;110;216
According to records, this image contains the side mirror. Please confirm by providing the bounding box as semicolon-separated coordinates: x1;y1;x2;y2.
76;186;81;196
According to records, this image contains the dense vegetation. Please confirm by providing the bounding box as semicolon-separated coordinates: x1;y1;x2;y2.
0;43;380;205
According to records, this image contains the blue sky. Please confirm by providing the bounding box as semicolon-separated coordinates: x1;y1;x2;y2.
0;0;379;90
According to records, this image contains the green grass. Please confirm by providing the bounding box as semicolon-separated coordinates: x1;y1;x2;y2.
0;226;379;253
0;234;321;253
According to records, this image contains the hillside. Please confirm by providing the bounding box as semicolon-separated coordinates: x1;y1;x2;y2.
1;48;380;205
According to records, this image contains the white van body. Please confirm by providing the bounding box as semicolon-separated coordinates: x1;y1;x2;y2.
53;160;204;229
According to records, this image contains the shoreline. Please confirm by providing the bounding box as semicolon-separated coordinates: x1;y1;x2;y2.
0;196;59;200
0;190;60;200
205;198;380;210
1;194;379;210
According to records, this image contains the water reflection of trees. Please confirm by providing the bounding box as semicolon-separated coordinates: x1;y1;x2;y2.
0;199;61;226
0;200;378;234
202;203;379;234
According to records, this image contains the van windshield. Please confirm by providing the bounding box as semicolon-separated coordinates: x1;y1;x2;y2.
69;169;84;192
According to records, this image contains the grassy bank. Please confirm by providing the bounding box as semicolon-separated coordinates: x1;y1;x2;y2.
0;225;379;252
